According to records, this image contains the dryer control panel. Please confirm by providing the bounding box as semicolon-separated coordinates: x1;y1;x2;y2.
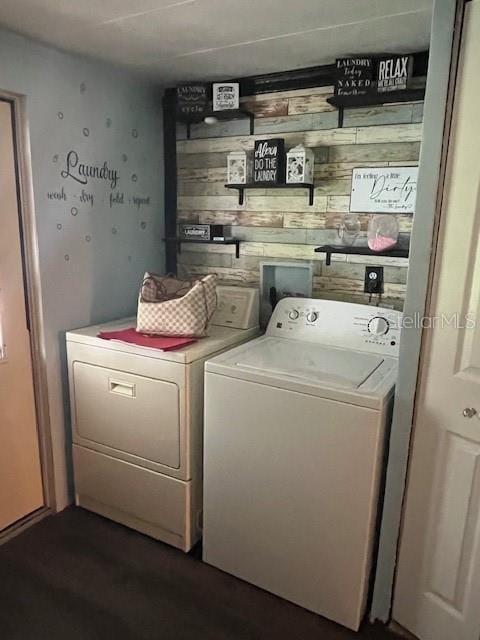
266;297;402;357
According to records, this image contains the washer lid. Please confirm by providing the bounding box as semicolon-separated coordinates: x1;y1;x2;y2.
235;338;384;390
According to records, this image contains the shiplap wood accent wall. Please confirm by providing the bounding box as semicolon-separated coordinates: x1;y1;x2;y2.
176;86;423;310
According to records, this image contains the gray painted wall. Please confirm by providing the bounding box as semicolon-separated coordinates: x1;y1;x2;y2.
0;29;165;509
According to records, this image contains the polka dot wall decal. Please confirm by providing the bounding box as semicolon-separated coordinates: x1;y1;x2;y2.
85;235;91;242
82;127;90;137
57;223;62;230
131;129;138;138
122;154;128;162
52;154;59;163
57;111;64;120
106;118;112;128
64;254;70;261
131;174;138;182
71;207;78;216
127;255;132;262
80;82;86;93
140;221;147;230
111;227;118;235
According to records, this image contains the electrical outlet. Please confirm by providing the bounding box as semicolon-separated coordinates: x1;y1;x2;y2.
364;266;384;295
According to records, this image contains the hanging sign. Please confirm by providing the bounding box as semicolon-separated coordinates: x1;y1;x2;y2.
334;57;374;98
213;83;240;111
179;224;225;241
176;83;209;122
376;55;413;93
350;167;418;213
253;138;285;184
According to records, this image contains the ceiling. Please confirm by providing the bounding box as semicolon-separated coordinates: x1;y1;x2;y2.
0;0;433;85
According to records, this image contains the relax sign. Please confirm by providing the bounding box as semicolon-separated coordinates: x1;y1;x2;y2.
376;55;413;93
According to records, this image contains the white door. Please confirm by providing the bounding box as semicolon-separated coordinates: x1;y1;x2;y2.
0;99;44;530
393;4;480;639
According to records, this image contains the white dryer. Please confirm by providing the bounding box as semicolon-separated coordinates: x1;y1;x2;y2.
203;298;402;630
66;286;259;552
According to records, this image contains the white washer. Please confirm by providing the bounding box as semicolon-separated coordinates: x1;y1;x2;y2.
66;286;259;552
203;297;402;630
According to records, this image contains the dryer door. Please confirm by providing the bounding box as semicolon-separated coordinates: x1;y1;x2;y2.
72;361;180;469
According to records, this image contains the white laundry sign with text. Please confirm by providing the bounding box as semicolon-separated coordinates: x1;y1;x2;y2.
350;166;418;213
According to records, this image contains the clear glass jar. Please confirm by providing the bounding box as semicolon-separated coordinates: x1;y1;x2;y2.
337;214;361;246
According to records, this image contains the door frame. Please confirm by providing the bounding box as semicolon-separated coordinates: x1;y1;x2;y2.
370;0;468;622
0;90;55;540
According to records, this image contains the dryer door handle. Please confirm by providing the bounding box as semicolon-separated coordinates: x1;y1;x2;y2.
108;378;136;398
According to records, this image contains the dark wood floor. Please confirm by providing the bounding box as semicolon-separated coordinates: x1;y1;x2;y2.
0;507;398;640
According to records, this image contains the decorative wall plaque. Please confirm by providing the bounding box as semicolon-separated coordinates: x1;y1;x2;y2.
253;138;285;184
334;58;374;98
176;83;209;122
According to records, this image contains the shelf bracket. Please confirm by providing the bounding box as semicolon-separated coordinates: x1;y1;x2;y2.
238;187;245;206
249;113;255;135
338;106;344;129
325;252;332;266
309;185;314;206
186;122;191;139
235;241;240;259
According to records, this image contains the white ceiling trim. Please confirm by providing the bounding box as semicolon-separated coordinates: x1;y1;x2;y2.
100;0;197;26
165;7;432;62
0;0;433;82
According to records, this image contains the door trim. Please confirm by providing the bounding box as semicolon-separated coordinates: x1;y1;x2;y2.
0;90;56;516
418;0;467;328
0;507;50;545
391;2;480;634
370;0;465;622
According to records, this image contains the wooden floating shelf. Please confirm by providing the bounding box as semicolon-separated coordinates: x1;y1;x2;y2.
185;108;255;139
225;182;315;206
326;89;425;109
315;243;410;266
164;237;241;259
327;89;425;127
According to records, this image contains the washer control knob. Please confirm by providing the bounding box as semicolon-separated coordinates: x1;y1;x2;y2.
306;311;318;323
288;309;300;320
368;316;390;336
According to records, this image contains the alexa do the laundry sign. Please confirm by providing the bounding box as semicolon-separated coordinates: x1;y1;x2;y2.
253;138;285;184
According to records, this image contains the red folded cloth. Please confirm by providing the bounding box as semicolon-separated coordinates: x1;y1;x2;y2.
97;328;197;351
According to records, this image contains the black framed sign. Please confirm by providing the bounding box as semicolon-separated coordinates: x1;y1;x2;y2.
376;55;413;93
253;138;285;184
176;83;209;122
178;224;225;241
334;58;374;98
